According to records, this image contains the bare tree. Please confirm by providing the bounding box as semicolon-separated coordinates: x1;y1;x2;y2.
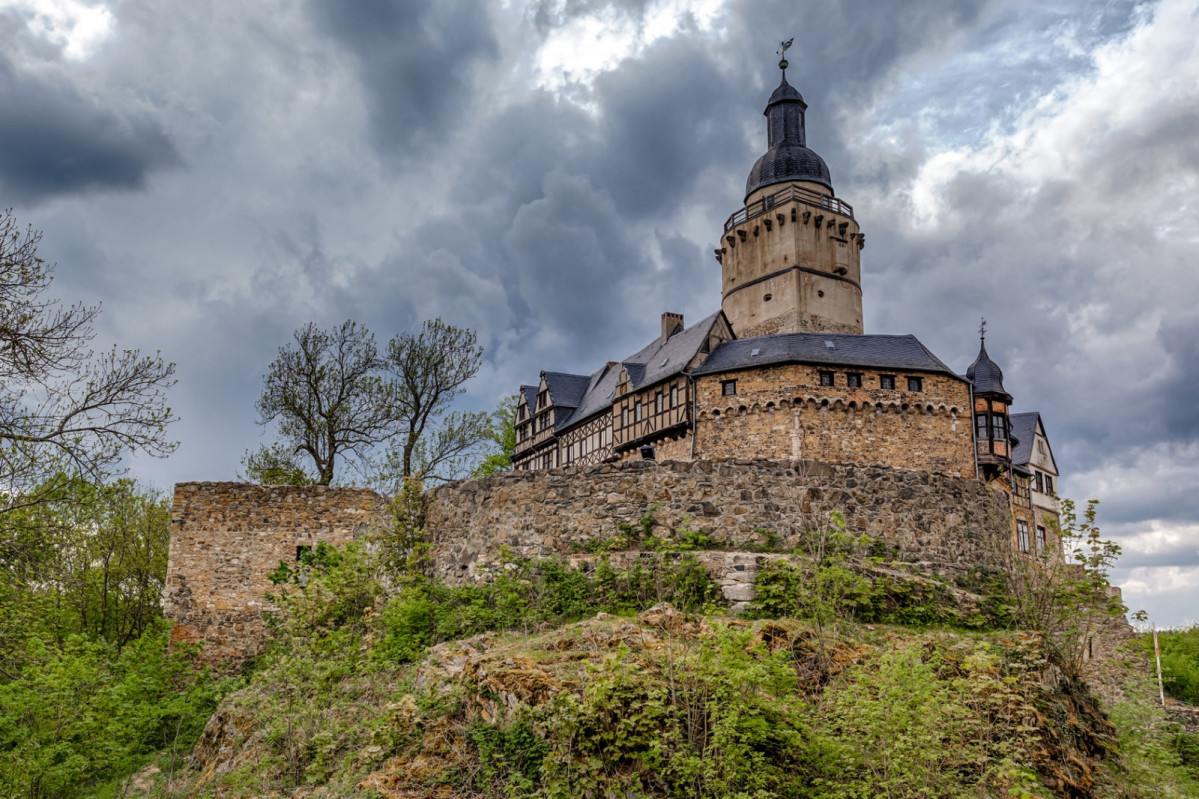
254;320;394;485
383;318;486;481
0;210;177;514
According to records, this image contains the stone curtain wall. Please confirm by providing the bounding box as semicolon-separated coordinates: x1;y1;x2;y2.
165;483;385;663
693;365;975;479
425;458;1011;585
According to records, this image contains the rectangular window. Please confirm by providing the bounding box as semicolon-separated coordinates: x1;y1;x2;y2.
906;376;923;392
975;414;988;440
1034;472;1044;493
621;407;629;428
566;444;573;461
1036;526;1047;554
1017;520;1030;553
670;384;679;408
819;370;835;387
879;375;896;390
655;391;663;414
991;415;1007;441
721;380;737;396
846;373;862;388
1044;475;1054;495
635;401;643;422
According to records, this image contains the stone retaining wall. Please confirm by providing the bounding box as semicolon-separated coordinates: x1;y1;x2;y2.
164;482;385;662
426;458;1011;585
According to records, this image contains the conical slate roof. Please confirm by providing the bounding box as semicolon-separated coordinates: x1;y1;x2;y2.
966;340;1009;398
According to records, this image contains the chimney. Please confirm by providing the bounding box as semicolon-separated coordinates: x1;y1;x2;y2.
661;312;684;342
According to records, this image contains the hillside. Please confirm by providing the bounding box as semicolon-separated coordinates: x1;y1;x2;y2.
112;545;1197;799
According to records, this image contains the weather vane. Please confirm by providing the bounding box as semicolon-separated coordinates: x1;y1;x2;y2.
777;38;794;71
979;317;987;342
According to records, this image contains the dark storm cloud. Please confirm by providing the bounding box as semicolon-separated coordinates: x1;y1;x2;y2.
1155;313;1199;441
0;58;179;203
587;39;745;216
307;0;498;158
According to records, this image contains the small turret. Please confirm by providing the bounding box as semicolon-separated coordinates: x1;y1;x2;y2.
968;321;1013;479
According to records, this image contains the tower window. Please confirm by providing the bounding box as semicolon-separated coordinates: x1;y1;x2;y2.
976;414;988;440
846;373;862;388
906;376;923;392
991;415;1007;440
818;371;835;387
879;375;895;390
721;380;737;396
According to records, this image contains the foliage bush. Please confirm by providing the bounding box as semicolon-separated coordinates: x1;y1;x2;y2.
375;554;721;663
0;625;226;798
1143;624;1199;705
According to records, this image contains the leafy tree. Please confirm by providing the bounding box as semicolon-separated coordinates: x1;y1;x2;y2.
1005;498;1125;674
254;320;392;485
254;318;489;486
239;441;316;486
0;210;177;516
381;318;486;481
472;393;518;477
0;478;171;675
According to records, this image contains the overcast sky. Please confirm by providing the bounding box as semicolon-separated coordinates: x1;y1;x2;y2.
2;0;1196;626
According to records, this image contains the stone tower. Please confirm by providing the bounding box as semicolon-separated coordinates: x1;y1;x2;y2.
717;60;864;338
967;326;1014;481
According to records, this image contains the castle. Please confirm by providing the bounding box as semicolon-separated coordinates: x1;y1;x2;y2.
164;56;1066;663
510;57;1060;546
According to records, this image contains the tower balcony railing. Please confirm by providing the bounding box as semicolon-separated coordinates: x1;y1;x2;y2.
724;184;854;231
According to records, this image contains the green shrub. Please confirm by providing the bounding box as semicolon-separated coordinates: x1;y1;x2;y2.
375;555;721;664
0;625;226;798
1145;625;1199;704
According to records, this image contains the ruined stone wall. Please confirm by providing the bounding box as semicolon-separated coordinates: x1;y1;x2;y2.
692;364;974;478
165;483;385;663
425;458;1011;585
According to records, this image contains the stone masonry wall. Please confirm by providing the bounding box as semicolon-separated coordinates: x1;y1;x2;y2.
693;364;974;479
426;458;1011;585
165;483;385;663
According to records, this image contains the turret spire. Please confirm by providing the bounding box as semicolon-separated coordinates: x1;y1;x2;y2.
744;42;832;199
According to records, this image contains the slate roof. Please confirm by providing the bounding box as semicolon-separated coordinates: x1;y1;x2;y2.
547;310;726;433
519;385;537;411
543;372;590;410
746;74;832;198
692;332;961;377
966;341;1009;397
1009;412;1041;468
